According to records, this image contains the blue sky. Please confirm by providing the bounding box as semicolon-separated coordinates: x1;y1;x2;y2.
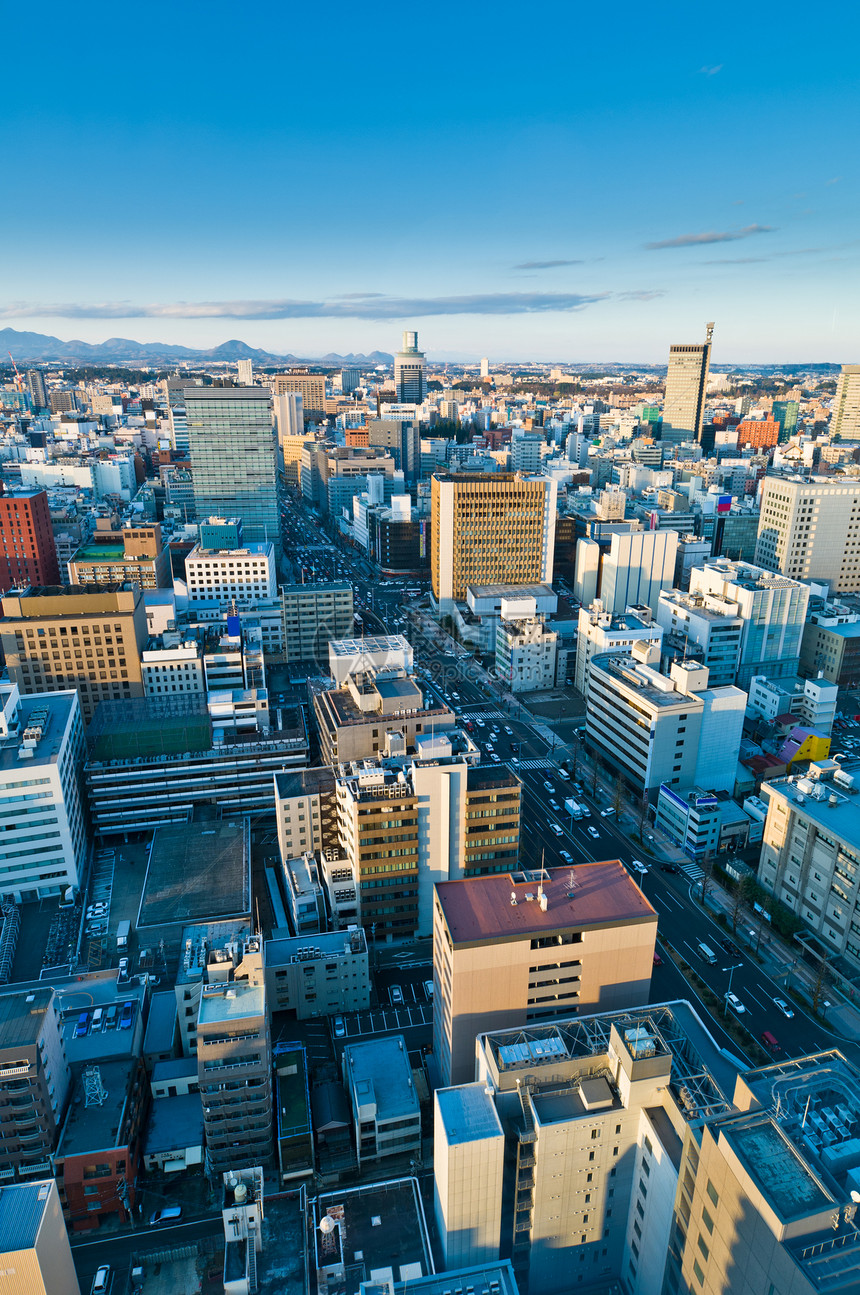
4;0;858;362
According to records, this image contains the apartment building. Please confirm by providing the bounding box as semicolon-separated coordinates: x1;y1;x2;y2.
689;558;810;688
185;541;277;608
757;761;860;969
275;768;338;860
274;370;326;419
195;942;274;1170
335;761;420;941
433;863;657;1087
756;475;860;594
495;614;558;692
280;582;354;664
281;852;325;935
586;646;746;794
574;604;663;695
0;685;87;904
68;521;170;590
0;490;60;594
747;673;838;734
264;928;370;1018
141;634;205;699
0;1179;79;1295
431;472;557;612
656;589;744;687
831;363;860;439
0;988;71;1182
342;1035;421;1169
0;585;147;724
599;529;679;617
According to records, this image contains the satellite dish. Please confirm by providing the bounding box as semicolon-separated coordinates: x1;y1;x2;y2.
318;1215;336;1234
851;1191;860;1204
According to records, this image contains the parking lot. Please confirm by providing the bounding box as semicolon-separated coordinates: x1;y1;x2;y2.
344;1003;433;1038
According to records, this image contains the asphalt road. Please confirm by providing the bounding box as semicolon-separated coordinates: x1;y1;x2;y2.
72;1216;223;1294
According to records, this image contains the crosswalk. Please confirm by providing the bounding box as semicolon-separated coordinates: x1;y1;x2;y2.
513;758;555;770
681;861;705;882
460;709;508;720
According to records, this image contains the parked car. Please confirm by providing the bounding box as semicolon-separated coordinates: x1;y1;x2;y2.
119;1001;135;1030
773;997;795;1019
117;957;129;980
75;1012;89;1038
390;985;404;1005
149;1205;182;1225
92;1265;111;1294
424;981;434;1000
332;1016;346;1039
725;992;746;1014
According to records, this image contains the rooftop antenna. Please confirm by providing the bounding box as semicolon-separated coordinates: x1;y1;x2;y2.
567;868;577;899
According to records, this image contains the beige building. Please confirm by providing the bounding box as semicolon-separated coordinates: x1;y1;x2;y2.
196;941;273;1171
274;370;326;418
281;582;354;665
280;433;313;486
265;927;370;1018
831;363;860;439
313;666;455;765
0;989;71;1183
433;862;657;1087
0;1179;80;1295
431;472;557;611
275;767;338;859
756;475;860;594
0;585;147;724
67;520;170;590
662;324;713;447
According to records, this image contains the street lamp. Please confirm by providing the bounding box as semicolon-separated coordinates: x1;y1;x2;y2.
722;963;742;1011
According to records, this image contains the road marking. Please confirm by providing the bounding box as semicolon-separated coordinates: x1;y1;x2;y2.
661;892;683;909
745;988;770;1011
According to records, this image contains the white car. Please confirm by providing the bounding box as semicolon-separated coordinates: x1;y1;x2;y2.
725;992;746;1014
550;823;563;837
543;780;555;793
630;860;649;875
773;997;795;1019
587;825;600;840
560;850;573;862
491;753;501;762
504;726;513;735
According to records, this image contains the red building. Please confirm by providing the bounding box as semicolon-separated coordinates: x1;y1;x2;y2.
0;489;60;593
736;417;779;450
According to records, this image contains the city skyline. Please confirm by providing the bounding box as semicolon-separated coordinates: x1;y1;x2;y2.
4;0;858;363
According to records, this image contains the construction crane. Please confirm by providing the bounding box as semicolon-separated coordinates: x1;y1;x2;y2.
7;352;23;391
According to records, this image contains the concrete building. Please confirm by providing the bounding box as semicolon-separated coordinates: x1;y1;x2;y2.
747;673;838;734
495;611;558;692
0;1179;79;1295
599;529;679;616
831;363;860;439
433;862;657;1087
511;430;545;473
342;1035;421;1168
756;475;860;593
280;851;325;935
141;633;205;700
0;585;147;725
274;767;338;861
367;417;421;481
184;385;280;556
68;521;170;590
196;942;273;1170
198;517;243;549
689;558;810;688
0;685;87;903
586;646;746;795
431;473;557;612
394;330;426;405
185;541;277;608
654;785;721;860
280;582;353;665
757;761;860;969
0;988;70;1182
800;604;860;688
656;588;744;687
0;490;59;594
662;324;713;446
574;603;663;695
279;432;313;487
264;927;370;1018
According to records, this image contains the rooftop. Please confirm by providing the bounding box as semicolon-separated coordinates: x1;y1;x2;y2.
435;862;656;946
266;928;366;965
722;1115;833;1222
314;1178;432;1295
343;1035;420;1122
467;582;556;599
138;821;250;928
0;1181;56;1252
143;992;179;1056
57;1059;135;1157
435;1084;504;1147
591;652;695;708
0;691;75;774
329;635;410;657
198;981;265;1026
761;768;860;847
275;767;336;801
144;1091;204;1155
0;988;54;1050
175;920;252;987
386;1262;519;1295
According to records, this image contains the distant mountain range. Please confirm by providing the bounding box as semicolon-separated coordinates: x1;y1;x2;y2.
0;328;393;367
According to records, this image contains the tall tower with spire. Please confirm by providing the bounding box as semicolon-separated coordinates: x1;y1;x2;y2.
394;330;426;404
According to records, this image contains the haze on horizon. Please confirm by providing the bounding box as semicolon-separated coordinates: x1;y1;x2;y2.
4;0;858;365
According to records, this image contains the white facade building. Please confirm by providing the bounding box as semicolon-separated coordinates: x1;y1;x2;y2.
0;685;87;903
746;673;838;734
756;475;860;594
655;589;744;687
495;616;558;692
141;636;205;699
574;603;663;694
600;529;679;616
185;542;277;608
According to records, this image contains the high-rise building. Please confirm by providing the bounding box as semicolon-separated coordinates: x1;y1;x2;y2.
599;529;679;616
662;323;714;447
280;581;354;665
480;356;490;378
736;416;779;449
756;475;860;594
772;399;800;441
185;540;277;608
273;370;326;419
184;386;280;555
433;862;657;1087
831;363;860;439
689;557;810;688
196;941;273;1170
656;589;744;687
340;367;361;394
574;604;664;694
274;390;304;440
0;490;60;593
511;430;545;473
26;370;47;411
237;358;253;385
0;586;148;724
367;417;420;481
67;521;170;591
431;472;557;612
394;330;426;404
0;1178;79;1295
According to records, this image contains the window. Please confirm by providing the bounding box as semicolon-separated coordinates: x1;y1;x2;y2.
693;1259;704;1286
697;1235;709;1261
706;1180;719;1207
702;1206;714;1234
